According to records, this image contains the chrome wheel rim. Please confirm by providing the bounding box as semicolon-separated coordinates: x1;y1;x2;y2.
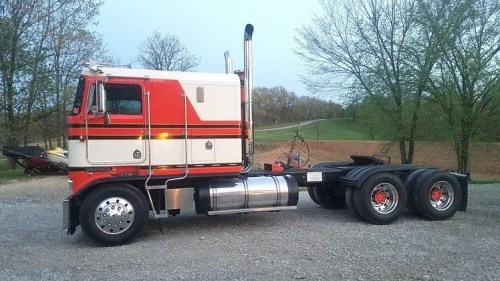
371;183;399;214
429;181;454;211
94;197;135;235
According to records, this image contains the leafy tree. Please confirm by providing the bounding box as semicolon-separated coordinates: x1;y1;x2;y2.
45;1;106;148
354;97;394;141
137;31;199;71
416;99;451;141
0;0;104;168
428;0;500;175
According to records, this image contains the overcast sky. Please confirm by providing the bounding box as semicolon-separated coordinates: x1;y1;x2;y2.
91;0;324;98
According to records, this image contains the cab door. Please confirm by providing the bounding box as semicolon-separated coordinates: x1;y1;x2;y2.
85;80;147;165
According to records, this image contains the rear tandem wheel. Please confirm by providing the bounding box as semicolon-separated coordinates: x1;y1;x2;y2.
411;170;462;221
351;173;407;225
404;169;429;215
307;186;321;205
308;162;346;209
312;185;345;209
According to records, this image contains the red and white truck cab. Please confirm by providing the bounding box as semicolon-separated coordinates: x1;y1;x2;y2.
67;67;246;192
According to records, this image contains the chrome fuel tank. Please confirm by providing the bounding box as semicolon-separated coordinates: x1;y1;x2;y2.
195;175;299;215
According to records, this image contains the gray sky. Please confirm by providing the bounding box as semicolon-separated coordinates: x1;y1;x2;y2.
91;0;323;97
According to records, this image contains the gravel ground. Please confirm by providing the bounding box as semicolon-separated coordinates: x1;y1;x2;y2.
0;176;498;281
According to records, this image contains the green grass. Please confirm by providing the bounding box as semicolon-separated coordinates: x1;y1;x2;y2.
255;119;369;141
0;159;24;184
469;173;500;184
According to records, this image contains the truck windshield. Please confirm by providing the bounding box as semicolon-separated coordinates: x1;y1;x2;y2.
71;76;85;116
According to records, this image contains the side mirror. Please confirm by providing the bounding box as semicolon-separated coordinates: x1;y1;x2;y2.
96;81;106;113
91;105;99;116
104;111;110;126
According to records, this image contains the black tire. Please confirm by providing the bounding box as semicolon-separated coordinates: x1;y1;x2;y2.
79;183;149;245
412;171;462;221
312;185;345;209
353;173;407;225
307;186;321;205
404;169;429;216
345;186;361;218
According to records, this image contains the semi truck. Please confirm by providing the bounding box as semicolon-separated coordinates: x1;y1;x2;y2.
63;24;467;245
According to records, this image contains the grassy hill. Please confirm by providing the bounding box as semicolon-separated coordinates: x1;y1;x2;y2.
255;119;369;141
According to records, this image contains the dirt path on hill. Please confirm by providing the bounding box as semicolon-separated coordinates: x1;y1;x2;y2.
255;119;325;132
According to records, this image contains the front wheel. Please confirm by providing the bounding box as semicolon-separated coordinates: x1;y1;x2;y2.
79;183;149;245
353;173;407;225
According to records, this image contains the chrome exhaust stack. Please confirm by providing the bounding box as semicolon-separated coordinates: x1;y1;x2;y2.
224;51;233;74
242;24;254;172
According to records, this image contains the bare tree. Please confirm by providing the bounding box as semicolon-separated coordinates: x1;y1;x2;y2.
296;0;466;164
137;31;199;71
297;0;418;163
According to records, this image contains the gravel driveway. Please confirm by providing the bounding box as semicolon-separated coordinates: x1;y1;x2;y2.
0;176;498;280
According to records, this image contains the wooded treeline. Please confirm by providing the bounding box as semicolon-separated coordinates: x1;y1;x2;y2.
253;86;500;144
253;86;343;126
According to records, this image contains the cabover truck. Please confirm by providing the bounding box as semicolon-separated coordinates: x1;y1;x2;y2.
63;24;468;245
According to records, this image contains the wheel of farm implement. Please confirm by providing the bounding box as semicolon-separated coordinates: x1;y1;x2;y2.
307;186;321;205
353;173;407;225
412;171;462;221
404;169;429;216
79;183;149;245
312;185;345;209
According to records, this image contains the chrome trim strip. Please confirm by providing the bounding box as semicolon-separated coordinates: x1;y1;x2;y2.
207;205;297;216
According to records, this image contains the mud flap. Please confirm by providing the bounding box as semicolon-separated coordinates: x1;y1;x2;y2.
63;196;78;235
451;172;468;212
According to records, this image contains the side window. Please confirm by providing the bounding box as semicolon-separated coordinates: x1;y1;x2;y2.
104;84;142;115
87;84;96;114
71;76;85;115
